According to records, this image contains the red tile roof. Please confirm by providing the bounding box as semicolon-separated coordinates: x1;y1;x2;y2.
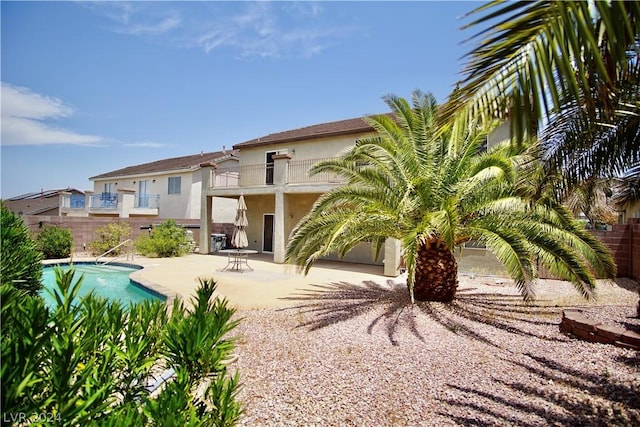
90;150;238;180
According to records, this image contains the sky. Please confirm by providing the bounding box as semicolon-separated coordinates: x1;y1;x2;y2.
1;1;479;198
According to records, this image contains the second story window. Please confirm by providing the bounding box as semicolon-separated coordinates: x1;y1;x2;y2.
168;176;181;194
138;180;150;208
265;151;276;185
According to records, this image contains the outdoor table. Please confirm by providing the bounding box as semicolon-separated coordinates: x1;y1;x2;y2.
219;249;258;272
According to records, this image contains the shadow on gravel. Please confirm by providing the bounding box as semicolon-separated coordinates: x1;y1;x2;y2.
613;277;640;294
438;353;640;426
279;280;567;346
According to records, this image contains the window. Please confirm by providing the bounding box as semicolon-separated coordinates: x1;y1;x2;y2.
138;180;150;208
265;152;276;185
168;176;181;194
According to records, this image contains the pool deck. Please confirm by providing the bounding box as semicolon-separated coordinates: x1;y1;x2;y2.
63;253;410;309
50;253;637;310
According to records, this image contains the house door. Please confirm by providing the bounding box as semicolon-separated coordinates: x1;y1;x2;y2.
265;151;276;185
263;214;274;252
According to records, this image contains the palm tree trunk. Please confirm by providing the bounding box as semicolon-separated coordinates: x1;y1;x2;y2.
412;238;458;302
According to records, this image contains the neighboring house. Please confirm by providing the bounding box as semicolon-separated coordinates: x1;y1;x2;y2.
619;200;640;223
3;188;84;216
200;116;510;275
61;150;238;222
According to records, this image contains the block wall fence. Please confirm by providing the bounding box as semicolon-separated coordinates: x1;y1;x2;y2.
21;215;235;254
591;218;640;280
17;216;640;278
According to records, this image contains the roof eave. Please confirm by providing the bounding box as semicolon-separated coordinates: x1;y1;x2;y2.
233;127;373;150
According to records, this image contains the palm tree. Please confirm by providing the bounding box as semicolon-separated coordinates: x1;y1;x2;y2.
285;91;615;303
442;0;640;191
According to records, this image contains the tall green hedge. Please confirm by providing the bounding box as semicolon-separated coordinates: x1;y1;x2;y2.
0;203;43;294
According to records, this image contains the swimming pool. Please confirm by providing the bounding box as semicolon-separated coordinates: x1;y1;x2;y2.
40;262;166;308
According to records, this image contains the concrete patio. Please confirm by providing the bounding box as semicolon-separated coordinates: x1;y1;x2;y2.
125;253;406;309
60;250;636;312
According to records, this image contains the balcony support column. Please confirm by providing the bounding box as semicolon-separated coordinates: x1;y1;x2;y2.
85;190;94;211
273;190;287;263
272;153;292;186
118;188;136;218
199;162;216;254
59;191;71;215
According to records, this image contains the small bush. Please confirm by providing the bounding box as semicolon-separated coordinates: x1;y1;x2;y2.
136;219;190;257
88;222;131;256
35;225;73;259
0;203;43;294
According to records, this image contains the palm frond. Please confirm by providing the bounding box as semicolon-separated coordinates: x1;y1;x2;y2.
286;89;616;302
443;1;640;138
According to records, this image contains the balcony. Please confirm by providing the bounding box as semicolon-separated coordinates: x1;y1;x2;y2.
134;194;160;209
60;191;160;217
211;157;344;189
288;158;343;184
61;194;86;209
90;193;118;209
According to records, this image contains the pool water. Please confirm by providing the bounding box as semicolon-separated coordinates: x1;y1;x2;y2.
40;263;165;308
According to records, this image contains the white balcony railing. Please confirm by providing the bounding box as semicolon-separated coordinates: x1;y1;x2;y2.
214;164;270;187
61;194;85;209
134;194;160;209
288;158;344;184
212;157;344;189
90;193;118;209
60;192;160;217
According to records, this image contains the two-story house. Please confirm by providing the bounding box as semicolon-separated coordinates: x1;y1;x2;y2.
61;149;238;222
200;117;384;265
200;116;511;276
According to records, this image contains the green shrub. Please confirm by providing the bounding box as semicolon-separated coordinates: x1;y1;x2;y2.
88;222;131;256
35;225;73;259
0;203;43;294
136;219;190;257
1;270;242;425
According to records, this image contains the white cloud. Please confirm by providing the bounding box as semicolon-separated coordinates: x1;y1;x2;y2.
193;2;355;59
1;83;104;146
122;141;166;148
116;14;181;36
83;1;180;36
88;1;357;59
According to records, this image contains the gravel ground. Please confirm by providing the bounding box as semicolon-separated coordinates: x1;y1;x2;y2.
229;276;639;426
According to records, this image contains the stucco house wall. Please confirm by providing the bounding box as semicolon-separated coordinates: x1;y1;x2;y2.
237;134;361;167
243;194;275;252
92;170;199;219
84;150;238;221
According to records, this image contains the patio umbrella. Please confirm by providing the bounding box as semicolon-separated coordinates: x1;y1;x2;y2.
231;194;249;249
